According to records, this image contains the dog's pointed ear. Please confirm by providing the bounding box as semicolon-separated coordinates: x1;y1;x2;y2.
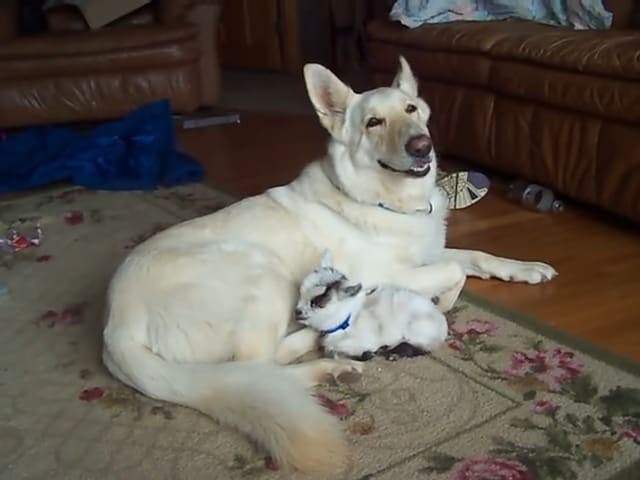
320;249;333;268
303;63;355;138
392;56;418;97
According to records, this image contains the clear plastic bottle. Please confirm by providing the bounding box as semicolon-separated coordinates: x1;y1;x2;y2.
508;180;564;213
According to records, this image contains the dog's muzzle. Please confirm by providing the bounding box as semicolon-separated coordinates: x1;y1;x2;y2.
378;134;434;178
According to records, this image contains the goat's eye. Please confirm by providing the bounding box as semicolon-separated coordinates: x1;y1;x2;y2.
310;290;330;308
366;117;384;128
405;104;417;114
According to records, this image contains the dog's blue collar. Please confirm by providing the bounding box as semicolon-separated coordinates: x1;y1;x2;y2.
320;313;352;336
377;201;433;215
325;169;433;215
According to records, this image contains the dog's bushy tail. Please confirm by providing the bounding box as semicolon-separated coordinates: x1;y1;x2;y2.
102;340;347;473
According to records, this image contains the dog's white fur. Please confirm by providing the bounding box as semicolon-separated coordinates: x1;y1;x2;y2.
296;250;449;357
102;58;557;473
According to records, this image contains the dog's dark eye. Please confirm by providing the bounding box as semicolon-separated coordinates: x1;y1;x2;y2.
311;290;330;309
405;104;417;114
366;117;384;128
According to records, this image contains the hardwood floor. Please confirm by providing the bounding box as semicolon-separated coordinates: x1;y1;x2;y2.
178;111;640;361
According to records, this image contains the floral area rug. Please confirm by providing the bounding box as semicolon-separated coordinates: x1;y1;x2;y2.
0;184;638;480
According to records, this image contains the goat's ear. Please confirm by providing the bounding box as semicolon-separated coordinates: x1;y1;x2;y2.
391;56;418;97
341;283;362;298
320;249;333;268
304;63;355;138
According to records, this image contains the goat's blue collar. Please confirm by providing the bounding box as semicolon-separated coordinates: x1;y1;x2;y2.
320;313;352;336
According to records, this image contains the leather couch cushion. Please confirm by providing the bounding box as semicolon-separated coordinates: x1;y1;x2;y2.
0;25;198;79
369;42;493;88
490;60;640;122
489;28;640;80
368;19;554;54
0;24;196;59
368;19;640;79
367;19;640;122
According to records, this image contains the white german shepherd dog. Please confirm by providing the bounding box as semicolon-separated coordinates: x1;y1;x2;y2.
103;58;556;473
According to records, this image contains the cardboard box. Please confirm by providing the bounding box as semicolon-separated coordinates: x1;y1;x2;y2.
44;0;152;29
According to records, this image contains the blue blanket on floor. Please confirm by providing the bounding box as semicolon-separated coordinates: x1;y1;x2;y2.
0;100;204;194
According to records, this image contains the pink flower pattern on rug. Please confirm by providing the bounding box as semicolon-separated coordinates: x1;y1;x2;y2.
532;399;558;415
505;347;583;391
447;339;465;352
616;424;640;444
450;318;498;337
452;456;533;480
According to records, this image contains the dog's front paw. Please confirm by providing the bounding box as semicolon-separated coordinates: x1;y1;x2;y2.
498;260;558;284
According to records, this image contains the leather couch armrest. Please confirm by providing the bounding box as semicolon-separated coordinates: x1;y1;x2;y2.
156;0;222;105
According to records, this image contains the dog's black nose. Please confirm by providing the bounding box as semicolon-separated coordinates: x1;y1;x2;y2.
294;308;303;318
405;135;433;158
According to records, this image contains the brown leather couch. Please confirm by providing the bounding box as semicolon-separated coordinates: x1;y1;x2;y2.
0;0;221;129
367;1;640;222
